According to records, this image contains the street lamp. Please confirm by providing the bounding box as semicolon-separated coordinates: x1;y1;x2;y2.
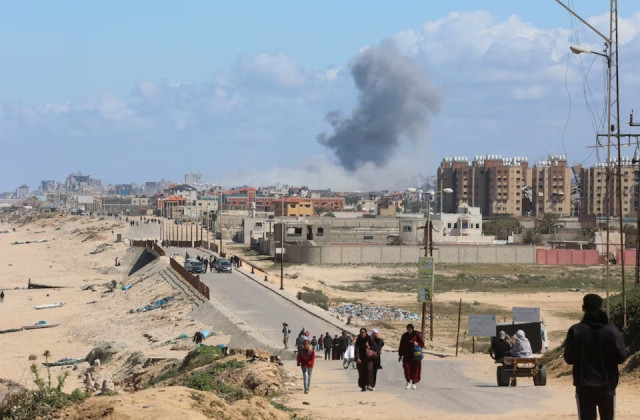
276;193;285;290
420;187;453;341
633;151;640;285
562;0;625;327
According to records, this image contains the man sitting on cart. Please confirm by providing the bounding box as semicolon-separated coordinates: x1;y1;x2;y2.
489;331;512;362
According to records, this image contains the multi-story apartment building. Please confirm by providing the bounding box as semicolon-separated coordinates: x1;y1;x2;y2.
438;154;571;217
184;173;203;186
40;180;58;192
65;173;101;192
531;155;572;217
225;188;344;212
16;184;30;199
579;157;638;218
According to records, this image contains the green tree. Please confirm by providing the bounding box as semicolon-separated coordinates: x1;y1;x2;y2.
536;213;560;234
405;200;423;213
482;217;521;240
522;228;542;245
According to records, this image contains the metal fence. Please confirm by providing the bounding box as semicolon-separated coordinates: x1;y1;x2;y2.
169;257;210;300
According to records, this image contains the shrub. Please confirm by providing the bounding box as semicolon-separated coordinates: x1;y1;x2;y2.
609;287;640;355
299;287;329;310
0;360;89;419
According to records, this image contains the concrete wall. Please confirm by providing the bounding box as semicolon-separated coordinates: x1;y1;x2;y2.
536;249;600;265
285;244;535;264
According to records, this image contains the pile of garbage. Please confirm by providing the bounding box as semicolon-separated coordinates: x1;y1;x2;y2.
330;304;420;321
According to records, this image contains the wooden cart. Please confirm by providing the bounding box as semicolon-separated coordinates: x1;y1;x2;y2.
496;356;547;386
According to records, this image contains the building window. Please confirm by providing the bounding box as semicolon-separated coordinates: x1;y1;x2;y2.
454;223;458;229
461;222;468;229
448;223;452;228
317;227;324;236
476;223;480;229
403;226;413;232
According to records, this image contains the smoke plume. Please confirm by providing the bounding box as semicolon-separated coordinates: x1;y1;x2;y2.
317;41;441;171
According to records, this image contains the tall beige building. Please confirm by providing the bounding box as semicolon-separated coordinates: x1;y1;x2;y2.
438;154;571;217
531;155;572;217
579;157;638;218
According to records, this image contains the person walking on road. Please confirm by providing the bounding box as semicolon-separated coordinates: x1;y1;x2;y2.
371;329;384;390
398;323;425;390
323;333;332;360
564;294;627;420
354;328;378;392
297;339;315;394
0;290;4;303
282;323;291;350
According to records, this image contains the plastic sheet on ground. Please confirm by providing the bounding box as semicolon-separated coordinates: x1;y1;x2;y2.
136;296;175;313
330;303;420;321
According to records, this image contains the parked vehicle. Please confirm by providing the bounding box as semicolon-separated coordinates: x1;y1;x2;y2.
185;258;206;273
216;259;233;273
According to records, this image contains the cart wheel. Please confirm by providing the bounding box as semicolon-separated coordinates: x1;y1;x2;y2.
534;365;547;386
497;365;510;386
343;358;350;369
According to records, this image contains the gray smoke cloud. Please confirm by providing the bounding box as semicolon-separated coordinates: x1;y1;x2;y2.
317;41;441;171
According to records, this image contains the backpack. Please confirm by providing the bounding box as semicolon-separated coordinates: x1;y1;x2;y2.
413;345;424;361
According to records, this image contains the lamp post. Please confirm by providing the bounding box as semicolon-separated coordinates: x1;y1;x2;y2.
633;152;640;285
562;0;625;327
219;190;223;254
421;187;453;341
278;194;285;290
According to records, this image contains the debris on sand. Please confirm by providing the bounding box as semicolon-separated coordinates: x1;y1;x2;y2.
330;304;420;321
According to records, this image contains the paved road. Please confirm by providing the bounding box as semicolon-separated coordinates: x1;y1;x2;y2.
161;246;566;415
164;246;343;350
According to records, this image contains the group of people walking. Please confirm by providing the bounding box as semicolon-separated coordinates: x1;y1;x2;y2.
289;322;424;394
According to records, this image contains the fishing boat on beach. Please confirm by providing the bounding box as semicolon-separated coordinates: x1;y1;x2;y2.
23;321;61;330
33;302;66;310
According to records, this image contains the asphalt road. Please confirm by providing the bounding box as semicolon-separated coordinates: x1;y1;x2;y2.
160;245;563;416
164;246;343;349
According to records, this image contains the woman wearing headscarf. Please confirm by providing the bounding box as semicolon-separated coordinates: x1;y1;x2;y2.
398;323;425;390
354;327;378;391
510;330;533;357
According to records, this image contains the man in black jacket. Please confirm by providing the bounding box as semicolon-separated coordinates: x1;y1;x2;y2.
564;294;627;420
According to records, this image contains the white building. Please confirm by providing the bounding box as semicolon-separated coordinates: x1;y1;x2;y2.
431;204;495;244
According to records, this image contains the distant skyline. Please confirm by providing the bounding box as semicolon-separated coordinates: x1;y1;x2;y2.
2;1;640;191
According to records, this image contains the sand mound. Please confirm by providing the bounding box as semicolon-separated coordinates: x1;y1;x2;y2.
58;386;289;420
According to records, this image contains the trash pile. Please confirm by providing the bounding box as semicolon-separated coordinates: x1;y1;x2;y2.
330;304;420;321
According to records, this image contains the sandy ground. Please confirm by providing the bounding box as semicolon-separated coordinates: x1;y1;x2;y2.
0;215;216;394
1;215;639;419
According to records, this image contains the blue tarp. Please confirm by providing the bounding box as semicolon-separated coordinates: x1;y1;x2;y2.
136;296;175;313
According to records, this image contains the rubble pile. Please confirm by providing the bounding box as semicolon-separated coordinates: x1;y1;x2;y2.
330;304;420;321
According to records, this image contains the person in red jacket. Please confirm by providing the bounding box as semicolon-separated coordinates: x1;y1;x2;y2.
398;323;425;390
297;339;316;394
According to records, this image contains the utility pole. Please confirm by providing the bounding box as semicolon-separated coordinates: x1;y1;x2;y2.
280;196;285;290
559;0;626;327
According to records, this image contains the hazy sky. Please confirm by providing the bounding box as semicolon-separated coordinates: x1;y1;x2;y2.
2;1;640;192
